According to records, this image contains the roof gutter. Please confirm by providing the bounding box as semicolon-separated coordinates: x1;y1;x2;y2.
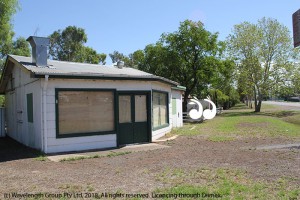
32;74;179;86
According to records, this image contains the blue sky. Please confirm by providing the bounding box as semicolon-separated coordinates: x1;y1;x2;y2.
13;0;300;64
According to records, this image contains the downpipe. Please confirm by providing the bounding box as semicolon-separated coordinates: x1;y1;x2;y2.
42;75;49;153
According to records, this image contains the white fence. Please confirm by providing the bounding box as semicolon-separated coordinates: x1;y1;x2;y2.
0;108;5;137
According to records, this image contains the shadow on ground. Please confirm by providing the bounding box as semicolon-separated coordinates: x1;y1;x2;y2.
0;137;41;162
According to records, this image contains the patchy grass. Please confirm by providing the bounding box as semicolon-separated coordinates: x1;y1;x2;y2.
155;168;300;200
34;155;48;161
34;153;48;161
107;151;131;157
282;113;300;126
60;154;101;162
60;151;132;162
172;103;300;141
207;135;235;142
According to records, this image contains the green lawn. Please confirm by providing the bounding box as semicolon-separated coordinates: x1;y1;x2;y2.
163;104;300;199
172;103;300;141
155;168;299;200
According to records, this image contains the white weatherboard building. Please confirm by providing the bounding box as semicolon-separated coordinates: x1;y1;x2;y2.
0;36;185;153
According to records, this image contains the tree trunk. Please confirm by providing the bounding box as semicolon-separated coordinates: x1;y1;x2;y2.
255;92;262;112
255;100;262;112
253;86;257;110
215;90;218;108
183;91;190;112
248;96;252;108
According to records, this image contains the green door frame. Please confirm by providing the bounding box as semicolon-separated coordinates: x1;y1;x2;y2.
116;91;152;146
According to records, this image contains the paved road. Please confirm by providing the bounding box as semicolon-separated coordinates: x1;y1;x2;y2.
263;101;300;111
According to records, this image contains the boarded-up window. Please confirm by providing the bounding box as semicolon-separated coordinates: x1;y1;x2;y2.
153;91;168;129
27;93;33;123
57;90;114;135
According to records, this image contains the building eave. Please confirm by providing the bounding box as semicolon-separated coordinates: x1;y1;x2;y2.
32;73;178;86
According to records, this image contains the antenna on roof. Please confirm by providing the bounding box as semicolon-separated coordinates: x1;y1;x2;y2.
34;26;40;36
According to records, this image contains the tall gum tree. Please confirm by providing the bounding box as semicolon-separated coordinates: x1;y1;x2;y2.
228;17;294;112
49;26;106;64
138;20;223;111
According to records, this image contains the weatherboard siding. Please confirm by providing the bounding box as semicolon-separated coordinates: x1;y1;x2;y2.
5;62;42;150
47;137;117;153
171;90;183;128
45;78;173;153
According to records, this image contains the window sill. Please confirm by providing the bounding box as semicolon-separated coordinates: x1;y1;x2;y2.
152;124;169;131
56;131;116;139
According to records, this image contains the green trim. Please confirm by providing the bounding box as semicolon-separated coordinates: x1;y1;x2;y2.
27;93;33;123
56;131;116;139
116;91;152;146
152;90;169;131
171;85;186;91
152;124;169;131
55;88;117;139
34;74;178;86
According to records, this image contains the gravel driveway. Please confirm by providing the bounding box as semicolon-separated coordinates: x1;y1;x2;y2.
0;135;299;196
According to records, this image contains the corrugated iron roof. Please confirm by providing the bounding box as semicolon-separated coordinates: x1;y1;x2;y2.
8;55;179;85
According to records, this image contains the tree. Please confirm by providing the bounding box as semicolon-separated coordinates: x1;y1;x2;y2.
228;17;293;112
128;50;144;68
209;59;239;109
11;37;30;56
137;43;170;77
0;0;19;58
49;26;106;64
291;63;300;100
109;50;144;68
109;51;126;63
78;47;106;65
138;20;223;110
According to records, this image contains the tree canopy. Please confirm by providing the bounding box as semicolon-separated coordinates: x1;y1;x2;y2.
0;0;19;58
49;26;106;64
227;17;294;111
136;20;229;109
11;37;30;57
0;0;30;70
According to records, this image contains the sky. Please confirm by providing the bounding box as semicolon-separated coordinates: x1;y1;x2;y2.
13;0;300;64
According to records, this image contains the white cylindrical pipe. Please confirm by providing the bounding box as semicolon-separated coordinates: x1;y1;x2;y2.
42;75;49;153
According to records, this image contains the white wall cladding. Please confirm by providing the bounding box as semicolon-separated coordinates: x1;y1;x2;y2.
171;90;183;128
46;134;117;153
152;126;171;141
6;65;183;153
45;79;173;153
5;62;42;149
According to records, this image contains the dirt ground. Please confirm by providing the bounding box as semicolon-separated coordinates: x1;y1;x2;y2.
0;134;299;197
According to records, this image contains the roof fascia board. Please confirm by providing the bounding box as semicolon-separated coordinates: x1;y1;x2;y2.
33;74;178;86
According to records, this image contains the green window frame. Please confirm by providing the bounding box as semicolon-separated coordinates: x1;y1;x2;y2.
152;90;169;130
55;88;117;138
27;93;33;123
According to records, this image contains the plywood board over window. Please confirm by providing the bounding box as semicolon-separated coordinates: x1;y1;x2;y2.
57;90;115;137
